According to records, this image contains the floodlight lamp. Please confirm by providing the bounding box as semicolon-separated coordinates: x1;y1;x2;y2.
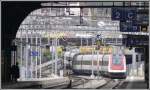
119;35;123;38
97;21;105;27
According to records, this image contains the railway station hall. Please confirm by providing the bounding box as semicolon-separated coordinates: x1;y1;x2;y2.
1;0;149;89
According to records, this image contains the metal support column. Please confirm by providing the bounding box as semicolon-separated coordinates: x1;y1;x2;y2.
37;32;40;78
30;31;33;78
81;37;83;47
35;31;38;78
25;30;28;78
97;51;100;79
52;38;54;74
91;37;94;78
20;29;23;71
132;48;136;76
80;7;83;25
39;34;42;78
86;38;88;46
15;39;17;64
20;29;23;79
55;38;58;75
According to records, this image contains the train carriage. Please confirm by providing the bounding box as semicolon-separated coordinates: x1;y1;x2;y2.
64;46;127;79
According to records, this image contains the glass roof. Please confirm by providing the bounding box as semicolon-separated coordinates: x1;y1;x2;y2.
16;0;149;39
17;7;122;38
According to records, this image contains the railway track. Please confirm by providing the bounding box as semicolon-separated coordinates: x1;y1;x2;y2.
70;76;90;88
67;75;125;89
97;78;124;89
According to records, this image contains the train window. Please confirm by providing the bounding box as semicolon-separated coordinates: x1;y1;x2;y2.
112;54;122;65
99;61;108;66
103;61;108;66
74;61;80;65
83;61;91;65
75;61;92;65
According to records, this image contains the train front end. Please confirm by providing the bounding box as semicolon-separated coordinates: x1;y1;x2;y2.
108;54;127;79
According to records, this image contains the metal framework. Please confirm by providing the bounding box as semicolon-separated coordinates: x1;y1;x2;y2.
41;1;149;8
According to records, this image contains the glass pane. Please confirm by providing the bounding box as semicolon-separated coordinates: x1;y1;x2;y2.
125;2;131;6
102;2;113;6
114;2;123;6
112;54;122;65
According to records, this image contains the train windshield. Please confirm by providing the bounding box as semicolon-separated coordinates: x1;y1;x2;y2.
112;54;122;65
112;46;123;65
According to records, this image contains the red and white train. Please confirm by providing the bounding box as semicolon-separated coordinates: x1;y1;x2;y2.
64;47;127;79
